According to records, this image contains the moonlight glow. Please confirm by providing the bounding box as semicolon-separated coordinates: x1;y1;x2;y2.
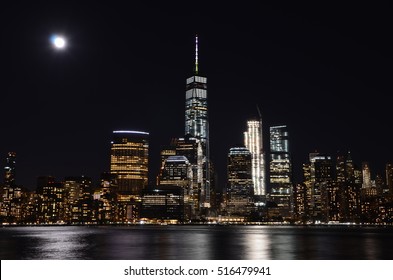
51;35;66;49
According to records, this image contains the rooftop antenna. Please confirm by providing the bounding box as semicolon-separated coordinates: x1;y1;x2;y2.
256;104;262;121
195;34;198;75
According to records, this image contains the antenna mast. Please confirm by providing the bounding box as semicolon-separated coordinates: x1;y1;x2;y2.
195;34;199;75
256;104;262;121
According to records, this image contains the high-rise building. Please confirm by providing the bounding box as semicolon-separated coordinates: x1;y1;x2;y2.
4;152;16;186
244;120;265;197
141;185;186;223
94;172;118;224
184;35;210;207
269;125;292;219
344;153;361;222
293;182;310;223
110;130;149;196
157;155;193;219
158;156;193;191
386;163;393;196
1;152;17;219
307;153;334;222
295;163;313;222
63;176;93;223
36;176;64;224
362;162;372;189
159;136;203;206
174;136;203;209
226;146;254;215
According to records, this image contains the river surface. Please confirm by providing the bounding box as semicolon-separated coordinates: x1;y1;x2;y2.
1;225;392;260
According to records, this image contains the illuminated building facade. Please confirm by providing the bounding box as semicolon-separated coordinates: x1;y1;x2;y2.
141;186;186;222
387;163;393;197
184;35;210;207
159;156;192;190
174;136;203;209
308;153;334;222
4;152;16;186
94;172;118;223
337;152;361;223
293;183;309;222
295;163;313;222
269;125;292;219
244;120;265;196
63;176;94;224
36;176;64;224
159;136;203;215
1;152;17;219
156;155;193;219
226;147;254;215
110;130;149;196
362;162;372;189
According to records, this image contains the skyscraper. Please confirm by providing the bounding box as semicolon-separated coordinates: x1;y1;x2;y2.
308;153;334;222
4;152;16;187
159;135;203;215
1;152;17;219
386;163;393;196
157;155;193;219
226;146;254;215
184;35;210;207
244;120;265;196
36;176;64;224
269;125;292;219
110;130;149;196
158;156;193;191
341;151;361;223
362;162;372;189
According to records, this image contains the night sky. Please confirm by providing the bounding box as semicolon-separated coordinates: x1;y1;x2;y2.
1;2;391;190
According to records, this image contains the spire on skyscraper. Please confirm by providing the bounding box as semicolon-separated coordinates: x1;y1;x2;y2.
195;34;198;75
256;104;262;121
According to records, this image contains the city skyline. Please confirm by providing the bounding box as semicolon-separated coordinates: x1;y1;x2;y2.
1;2;391;190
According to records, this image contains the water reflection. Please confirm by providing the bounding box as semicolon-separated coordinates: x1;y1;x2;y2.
1;226;393;260
243;227;271;259
1;226;92;259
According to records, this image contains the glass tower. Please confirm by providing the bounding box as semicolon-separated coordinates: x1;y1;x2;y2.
226;147;254;215
269;125;292;186
110;130;149;195
309;153;333;222
244;120;265;196
1;152;17;218
386;163;393;196
4;152;16;186
269;125;292;218
184;35;210;206
159;156;192;191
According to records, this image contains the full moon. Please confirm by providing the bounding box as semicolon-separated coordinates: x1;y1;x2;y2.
51;35;66;49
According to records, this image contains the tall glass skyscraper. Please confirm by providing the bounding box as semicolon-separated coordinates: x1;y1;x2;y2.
110;130;149;196
269;125;292;218
158;155;192;191
1;152;17;219
308;153;334;222
269;125;292;186
386;163;393;196
184;35;210;207
226;146;254;215
4;152;16;186
244;120;265;196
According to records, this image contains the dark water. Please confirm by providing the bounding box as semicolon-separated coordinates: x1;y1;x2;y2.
1;225;393;260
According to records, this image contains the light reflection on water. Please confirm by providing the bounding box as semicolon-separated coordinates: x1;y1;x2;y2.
244;230;271;259
1;226;393;260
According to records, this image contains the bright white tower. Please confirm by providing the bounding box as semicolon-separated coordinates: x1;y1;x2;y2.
244;119;266;196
